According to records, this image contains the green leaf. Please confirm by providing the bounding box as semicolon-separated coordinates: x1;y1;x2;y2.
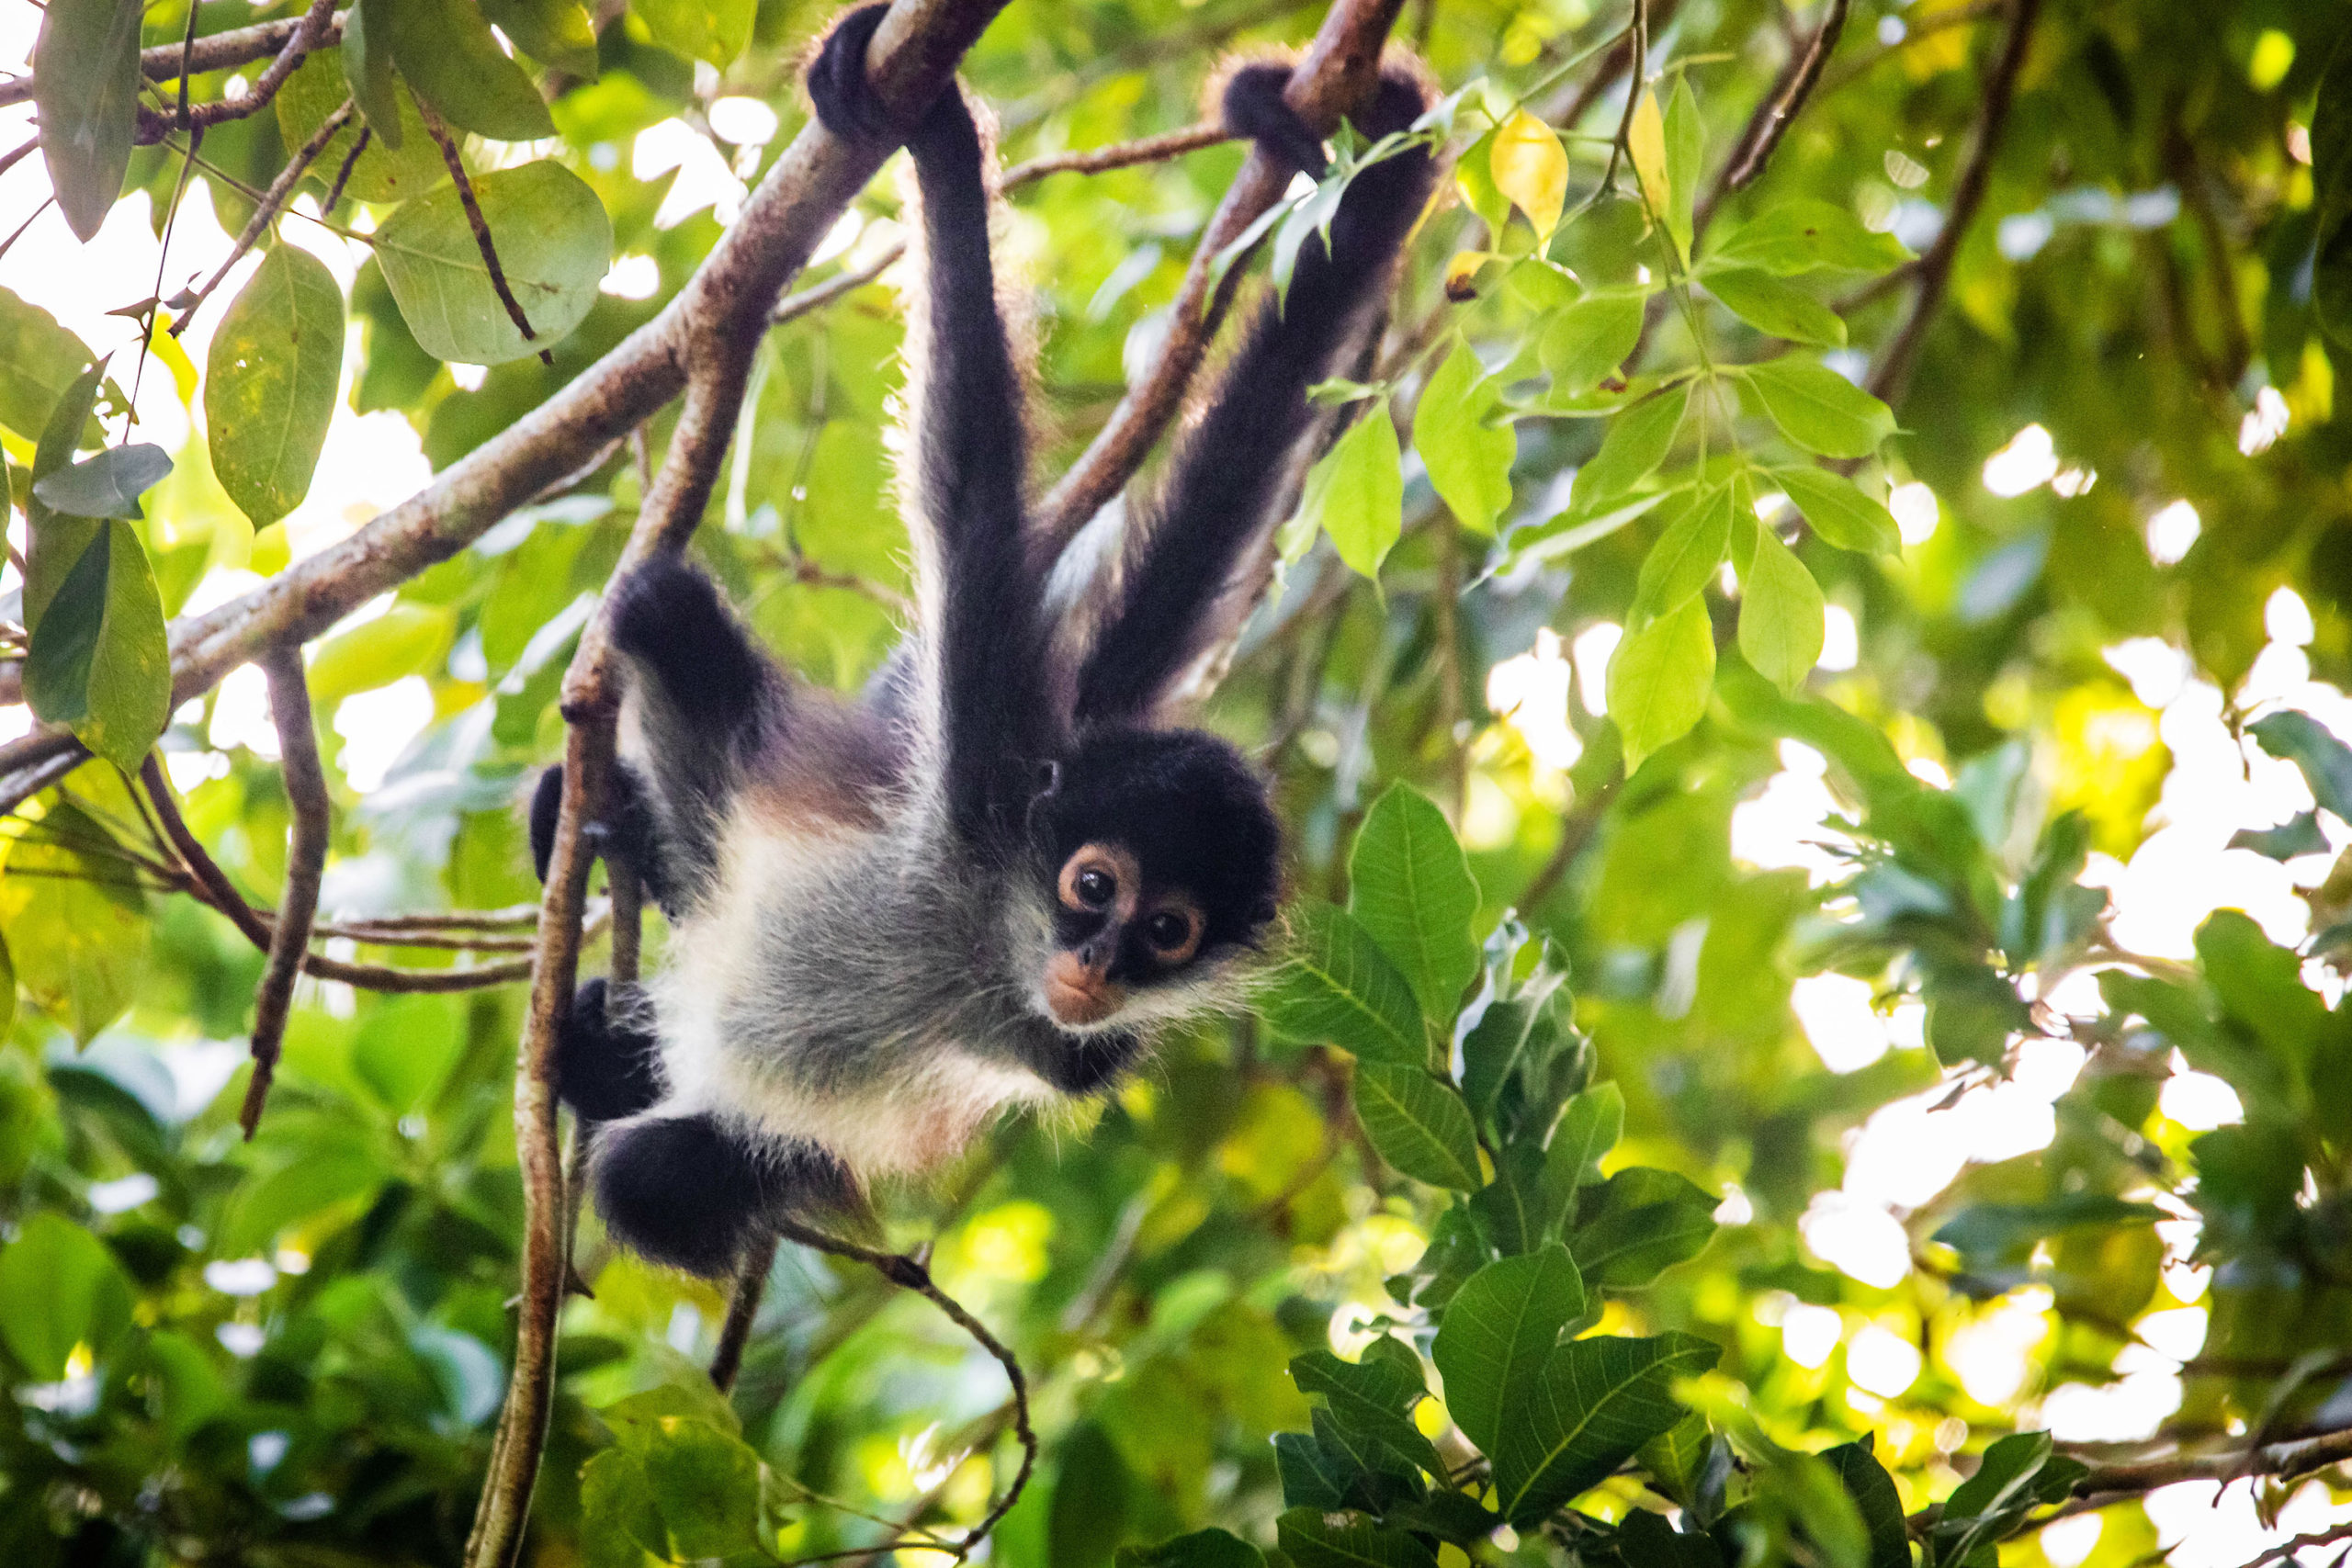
1455;129;1510;233
1290;1338;1445;1477
1618;1506;1728;1568
1706;198;1913;276
23;520;170;767
279;46;447;204
1295;406;1405;578
1544;1083;1623;1198
1742;360;1896;459
1664;76;1702;264
1634;482;1733;618
342;0;406;148
307;603;458;704
1354;1062;1483;1190
1117;1529;1267;1568
1570;1168;1719;1289
1492;1332;1721;1526
2232;810;2329;861
630;0;757;68
208;245;345;528
32;444;172;518
1261;901;1428;1067
32;0;141;242
376;161;613;364
0;288;96;444
639;1418;764;1559
1639;1416;1719;1514
1276;1509;1441;1568
1412;340;1515;535
482;0;602;76
387;0;559;140
1570;384;1687;512
579;1450;668;1568
1349;784;1480;1030
1705;267;1847;346
0;800;151;1043
2249;710;2352;821
1430;1244;1586;1454
1738;527;1826;694
1460;980;1565;1134
1608;595;1715;769
1542;293;1645;396
1274;1430;1355;1509
1824;1440;1912;1568
1774;468;1901;556
0;1213;135;1379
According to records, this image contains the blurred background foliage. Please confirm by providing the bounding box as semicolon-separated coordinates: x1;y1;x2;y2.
8;0;2352;1562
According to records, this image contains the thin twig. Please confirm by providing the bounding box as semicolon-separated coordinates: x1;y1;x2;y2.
169;97;355;334
1595;0;1649;198
421;109;552;367
772;1217;1038;1561
1538;0;1684;128
0;137;38;182
1865;0;2041;407
322;125;371;220
2233;1520;2352;1568
773;245;902;326
1518;773;1620;910
134;0;338;142
240;649;326;1138
1707;0;1849;209
709;1234;779;1393
0;10;347;111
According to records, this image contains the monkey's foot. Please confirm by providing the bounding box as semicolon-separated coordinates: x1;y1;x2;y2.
554;976;665;1123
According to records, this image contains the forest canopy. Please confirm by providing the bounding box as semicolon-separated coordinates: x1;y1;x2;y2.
2;0;2351;1565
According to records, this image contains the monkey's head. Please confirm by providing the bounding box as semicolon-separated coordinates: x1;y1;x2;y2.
1029;728;1282;1032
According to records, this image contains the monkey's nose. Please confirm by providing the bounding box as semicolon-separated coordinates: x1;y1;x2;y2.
1046;949;1125;1026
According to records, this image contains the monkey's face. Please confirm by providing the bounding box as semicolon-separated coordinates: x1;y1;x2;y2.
1029;728;1283;1033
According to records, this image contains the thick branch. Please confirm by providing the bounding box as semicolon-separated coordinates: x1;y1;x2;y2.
239;648;327;1139
1028;0;1414;558
1866;0;2041;407
0;10;347;111
135;0;338;142
1705;0;1849;216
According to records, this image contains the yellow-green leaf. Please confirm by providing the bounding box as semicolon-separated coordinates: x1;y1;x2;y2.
208;245;346;528
1738;527;1826;693
1608;594;1715;767
1412;339;1514;534
308;603;458;704
1491;108;1569;242
374;161;614;364
278;47;447;204
1628;90;1670;231
0;796;152;1043
630;0;757;68
1293;405;1404;579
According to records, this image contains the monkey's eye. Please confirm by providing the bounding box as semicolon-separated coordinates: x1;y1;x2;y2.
1076;868;1116;908
1144;908;1202;961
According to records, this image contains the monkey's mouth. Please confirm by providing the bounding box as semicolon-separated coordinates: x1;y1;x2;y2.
1044;954;1125;1027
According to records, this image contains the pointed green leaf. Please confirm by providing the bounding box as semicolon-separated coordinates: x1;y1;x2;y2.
32;444;171;519
1493;1332;1721;1525
1634;482;1733;619
308;603;458;705
208;245;345;528
1261;901;1427;1067
1664;76;1702;264
23;518;170;767
1353;1063;1482;1190
1350;784;1480;1028
1413;340;1515;534
1824;1440;1912;1568
1742;360;1896;459
375;161;614;364
1118;1529;1267;1568
2250;710;2352;821
1290;1339;1444;1477
1542;293;1645;396
1460;980;1564;1134
1431;1245;1586;1454
1544;1083;1623;1197
33;0;141;242
1706;198;1913;276
1276;1509;1441;1568
1570;1168;1719;1289
1705;267;1847;346
1570;385;1687;512
1774;467;1901;556
1608;595;1715;768
579;1450;669;1568
388;0;558;141
1738;527;1826;693
639;1418;763;1559
1295;406;1405;578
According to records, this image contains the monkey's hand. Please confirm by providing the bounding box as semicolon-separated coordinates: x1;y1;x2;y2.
555;976;666;1122
529;758;656;886
807;3;973;154
1223;62;1433;179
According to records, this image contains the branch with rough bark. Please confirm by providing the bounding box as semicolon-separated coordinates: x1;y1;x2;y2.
133;0;338;142
0;9;348;111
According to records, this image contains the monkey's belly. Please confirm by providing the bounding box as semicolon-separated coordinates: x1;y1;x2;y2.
689;1039;1051;1175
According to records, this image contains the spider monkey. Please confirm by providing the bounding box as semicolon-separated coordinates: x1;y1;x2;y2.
529;5;1439;1277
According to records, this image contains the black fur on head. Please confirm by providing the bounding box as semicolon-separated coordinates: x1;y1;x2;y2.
1038;727;1282;953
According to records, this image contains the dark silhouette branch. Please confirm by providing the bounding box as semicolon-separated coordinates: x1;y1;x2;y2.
238;648;327;1139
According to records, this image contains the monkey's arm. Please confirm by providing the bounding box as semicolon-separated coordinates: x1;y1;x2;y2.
810;7;1050;843
1071;66;1438;725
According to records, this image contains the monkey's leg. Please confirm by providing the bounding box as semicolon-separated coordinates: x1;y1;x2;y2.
590;1115;859;1279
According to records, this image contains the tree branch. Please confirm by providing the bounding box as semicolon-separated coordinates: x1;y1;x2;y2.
1027;0;1415;558
421;107;551;366
238;648;326;1140
709;1235;778;1393
168;97;356;335
134;0;338;142
0;10;348;111
770;1217;1038;1562
1865;0;2041;407
1705;0;1849;215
